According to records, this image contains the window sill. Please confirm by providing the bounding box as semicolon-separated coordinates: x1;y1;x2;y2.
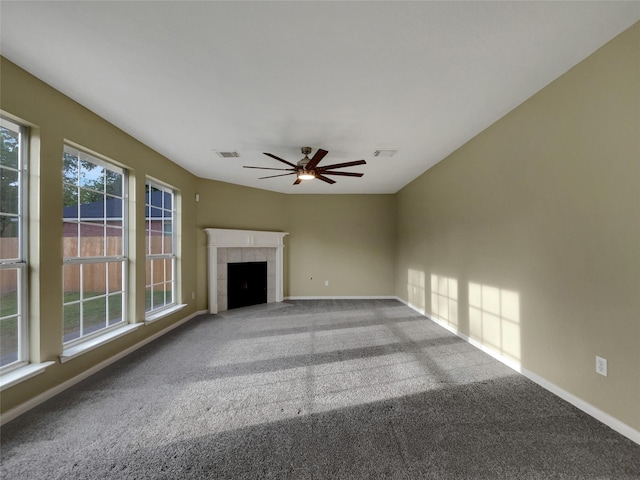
145;303;187;324
0;361;56;392
60;323;142;364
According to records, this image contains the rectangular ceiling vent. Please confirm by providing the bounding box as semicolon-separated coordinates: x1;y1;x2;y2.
216;151;240;158
373;149;397;157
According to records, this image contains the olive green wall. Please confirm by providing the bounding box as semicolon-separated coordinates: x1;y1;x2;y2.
285;194;396;297
194;178;289;305
395;23;640;430
194;181;397;303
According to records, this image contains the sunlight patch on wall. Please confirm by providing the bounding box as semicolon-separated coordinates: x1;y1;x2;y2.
407;269;425;310
469;283;521;362
430;274;458;328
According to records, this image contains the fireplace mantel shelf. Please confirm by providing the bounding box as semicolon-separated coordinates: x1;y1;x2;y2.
204;229;289;314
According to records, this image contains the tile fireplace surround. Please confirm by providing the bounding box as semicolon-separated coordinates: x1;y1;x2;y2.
204;228;289;314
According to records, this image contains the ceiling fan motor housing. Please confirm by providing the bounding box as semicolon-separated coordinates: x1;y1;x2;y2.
298;147;312;167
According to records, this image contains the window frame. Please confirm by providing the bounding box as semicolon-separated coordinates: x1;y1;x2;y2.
144;178;177;317
62;144;128;347
0;117;29;373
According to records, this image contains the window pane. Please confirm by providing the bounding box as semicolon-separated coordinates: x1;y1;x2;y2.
82;262;106;298
83;296;106;335
145;287;152;312
151;258;165;285
105;196;122;221
63;264;81;303
105;170;123;197
79;189;104;222
1;125;19;169
149;207;162;221
62;153;79;184
149;232;163;254
165;286;173;306
0;219;19;259
0;317;19;367
63;222;79;258
80;224;105;257
0;168;19;214
79;161;104;190
165;258;173;283
108;293;123;326
63;303;80;343
105;227;123;257
107;262;123;294
148;186;162;206
163;191;172;210
63;184;78;211
0;269;19;317
152;284;165;309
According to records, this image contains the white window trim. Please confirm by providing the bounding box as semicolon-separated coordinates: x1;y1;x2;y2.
144;303;187;324
0;362;55;392
60;323;142;363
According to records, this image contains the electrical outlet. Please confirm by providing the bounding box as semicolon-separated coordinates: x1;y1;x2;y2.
191;292;195;300
324;280;329;287
596;356;607;377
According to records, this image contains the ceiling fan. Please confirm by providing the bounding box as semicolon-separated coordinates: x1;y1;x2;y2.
243;147;366;185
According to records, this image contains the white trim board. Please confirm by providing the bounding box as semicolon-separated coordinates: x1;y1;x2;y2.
396;297;640;446
1;309;208;426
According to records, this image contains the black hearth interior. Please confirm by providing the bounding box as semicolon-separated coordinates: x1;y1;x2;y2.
227;262;268;309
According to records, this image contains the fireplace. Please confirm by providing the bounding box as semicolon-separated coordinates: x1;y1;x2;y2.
227;262;267;309
204;229;289;314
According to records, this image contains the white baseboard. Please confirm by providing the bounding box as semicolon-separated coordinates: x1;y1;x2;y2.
285;296;397;300
396;297;640;446
1;309;208;426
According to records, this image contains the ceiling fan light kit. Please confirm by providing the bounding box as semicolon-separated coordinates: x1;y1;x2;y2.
298;170;315;180
243;147;366;186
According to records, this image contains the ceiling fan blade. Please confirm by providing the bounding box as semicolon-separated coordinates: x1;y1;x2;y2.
316;160;366;170
321;171;364;177
263;152;297;168
315;174;336;185
258;173;296;179
305;148;328;170
244;166;296;171
293;177;302;185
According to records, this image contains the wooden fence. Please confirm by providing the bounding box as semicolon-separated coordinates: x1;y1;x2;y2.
0;237;171;293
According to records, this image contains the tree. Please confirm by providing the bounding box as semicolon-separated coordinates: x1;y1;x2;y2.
63;152;123;214
0;126;20;238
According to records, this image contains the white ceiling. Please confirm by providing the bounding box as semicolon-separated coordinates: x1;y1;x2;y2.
1;1;639;194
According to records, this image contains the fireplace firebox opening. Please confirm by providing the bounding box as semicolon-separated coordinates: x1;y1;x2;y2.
227;262;267;309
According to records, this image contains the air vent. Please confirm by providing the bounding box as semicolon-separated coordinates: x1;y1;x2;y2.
373;150;397;157
216;151;240;158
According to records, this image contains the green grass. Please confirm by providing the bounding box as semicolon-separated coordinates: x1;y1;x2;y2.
1;290;171;335
0;292;18;317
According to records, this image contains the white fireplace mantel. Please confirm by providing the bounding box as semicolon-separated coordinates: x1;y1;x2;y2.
204;228;289;314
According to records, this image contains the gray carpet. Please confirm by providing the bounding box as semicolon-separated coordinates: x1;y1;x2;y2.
1;299;639;479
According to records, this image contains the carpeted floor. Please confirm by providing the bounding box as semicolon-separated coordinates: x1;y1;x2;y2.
1;299;639;479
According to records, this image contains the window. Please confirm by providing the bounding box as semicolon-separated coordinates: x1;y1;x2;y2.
62;145;126;345
145;180;176;315
0;118;28;372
